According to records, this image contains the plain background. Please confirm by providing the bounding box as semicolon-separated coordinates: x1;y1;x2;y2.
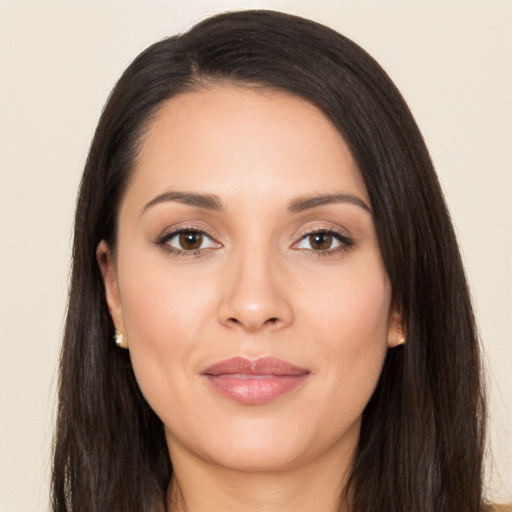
0;1;510;510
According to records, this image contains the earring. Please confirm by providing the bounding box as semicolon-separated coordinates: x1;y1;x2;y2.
396;326;406;346
114;332;125;347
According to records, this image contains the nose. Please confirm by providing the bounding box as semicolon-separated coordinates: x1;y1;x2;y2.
217;249;294;332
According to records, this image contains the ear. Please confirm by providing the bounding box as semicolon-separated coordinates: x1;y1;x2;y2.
387;300;407;348
96;240;127;348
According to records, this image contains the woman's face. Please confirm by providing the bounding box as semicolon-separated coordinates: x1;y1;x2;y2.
99;85;403;473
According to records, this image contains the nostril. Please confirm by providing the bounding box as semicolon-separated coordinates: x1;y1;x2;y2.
227;317;278;327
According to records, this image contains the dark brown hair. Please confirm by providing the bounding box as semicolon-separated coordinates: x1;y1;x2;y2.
52;10;486;511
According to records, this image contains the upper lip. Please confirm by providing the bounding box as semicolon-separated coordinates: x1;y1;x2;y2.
202;357;310;376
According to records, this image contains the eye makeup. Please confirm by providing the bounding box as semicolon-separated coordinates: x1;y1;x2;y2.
292;227;355;255
152;222;355;259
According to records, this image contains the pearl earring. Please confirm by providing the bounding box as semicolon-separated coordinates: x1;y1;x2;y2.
114;332;124;347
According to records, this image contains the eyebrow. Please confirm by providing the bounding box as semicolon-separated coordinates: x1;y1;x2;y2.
141;190;371;216
287;193;372;214
142;191;223;214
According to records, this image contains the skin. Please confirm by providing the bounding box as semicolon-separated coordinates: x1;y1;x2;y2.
98;84;404;512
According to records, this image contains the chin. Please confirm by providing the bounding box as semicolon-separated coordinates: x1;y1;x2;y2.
206;439;309;473
166;411;360;474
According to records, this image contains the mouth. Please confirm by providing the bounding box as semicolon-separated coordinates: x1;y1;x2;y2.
201;356;310;405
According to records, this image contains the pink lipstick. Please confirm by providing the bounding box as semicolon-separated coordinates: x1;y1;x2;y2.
202;357;310;405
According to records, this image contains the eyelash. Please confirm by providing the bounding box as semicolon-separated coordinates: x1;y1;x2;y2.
293;227;355;256
154;226;220;257
154;226;354;257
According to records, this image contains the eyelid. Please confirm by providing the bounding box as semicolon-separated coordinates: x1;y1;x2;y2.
292;222;351;241
155;221;222;242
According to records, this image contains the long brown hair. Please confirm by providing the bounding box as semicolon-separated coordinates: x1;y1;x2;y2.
52;10;486;511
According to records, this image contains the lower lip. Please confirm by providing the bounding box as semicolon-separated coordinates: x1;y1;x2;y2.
204;374;309;405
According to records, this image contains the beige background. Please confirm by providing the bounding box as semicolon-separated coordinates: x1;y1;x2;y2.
0;1;510;510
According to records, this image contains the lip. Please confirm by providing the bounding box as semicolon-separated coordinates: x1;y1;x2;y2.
202;357;310;405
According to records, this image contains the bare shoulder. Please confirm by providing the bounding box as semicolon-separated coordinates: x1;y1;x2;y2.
487;505;512;512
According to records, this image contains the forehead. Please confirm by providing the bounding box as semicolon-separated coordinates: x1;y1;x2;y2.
126;84;368;209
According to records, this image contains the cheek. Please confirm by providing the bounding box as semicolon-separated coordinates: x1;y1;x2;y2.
300;260;390;411
116;254;216;414
119;246;215;338
300;253;390;340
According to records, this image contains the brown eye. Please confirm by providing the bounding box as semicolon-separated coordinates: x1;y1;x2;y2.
294;230;353;253
158;229;220;254
178;231;203;250
308;233;333;251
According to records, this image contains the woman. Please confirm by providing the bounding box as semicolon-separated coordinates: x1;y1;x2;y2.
52;10;488;512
